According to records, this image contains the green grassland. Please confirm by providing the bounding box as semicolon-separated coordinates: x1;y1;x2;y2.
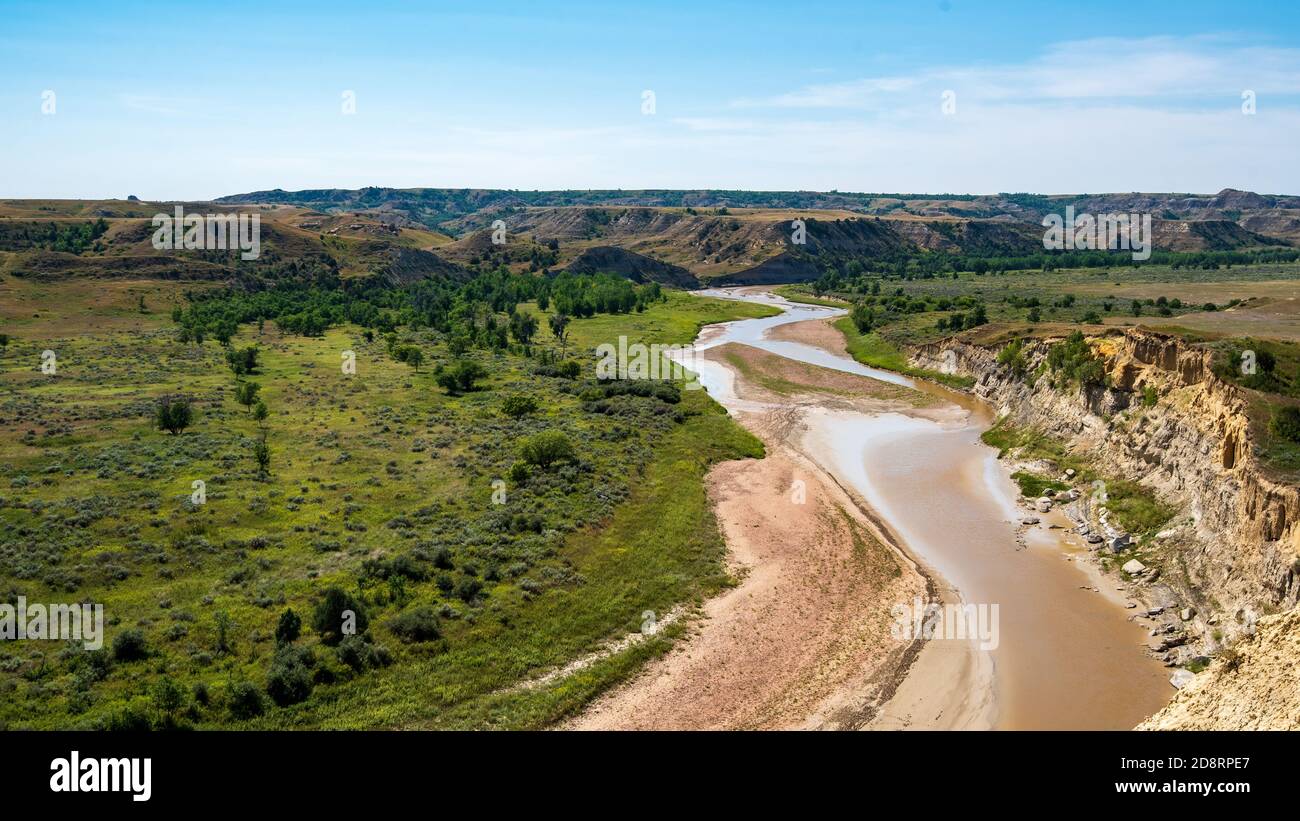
0;279;769;729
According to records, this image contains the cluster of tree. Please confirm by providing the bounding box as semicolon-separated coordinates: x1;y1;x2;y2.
0;218;109;254
812;246;1300;285
935;304;988;332
175;268;659;356
1046;331;1107;388
996;339;1029;378
846;288;986;334
542;273;664;317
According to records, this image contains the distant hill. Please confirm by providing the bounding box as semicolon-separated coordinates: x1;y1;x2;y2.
3;188;1297;291
562;245;699;288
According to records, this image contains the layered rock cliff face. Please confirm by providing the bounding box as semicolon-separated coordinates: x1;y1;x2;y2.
1137;607;1300;729
911;329;1300;646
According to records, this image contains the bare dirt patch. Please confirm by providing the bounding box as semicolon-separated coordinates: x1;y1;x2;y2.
766;315;848;353
705;341;934;409
566;403;929;730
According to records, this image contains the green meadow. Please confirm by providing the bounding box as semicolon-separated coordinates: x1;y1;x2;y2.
0;279;772;729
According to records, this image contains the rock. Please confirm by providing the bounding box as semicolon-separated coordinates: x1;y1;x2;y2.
1110;534;1131;552
1169;669;1196;689
1065;468;1076;478
1146;605;1164;616
1181;607;1195;621
1123;559;1148;575
1125;602;1137;609
1021;516;1040;525
1036;497;1053;513
1086;533;1103;544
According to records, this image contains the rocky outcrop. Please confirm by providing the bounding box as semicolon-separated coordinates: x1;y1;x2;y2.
911;329;1300;648
1137;608;1300;730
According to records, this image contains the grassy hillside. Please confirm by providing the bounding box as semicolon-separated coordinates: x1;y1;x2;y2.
0;279;770;729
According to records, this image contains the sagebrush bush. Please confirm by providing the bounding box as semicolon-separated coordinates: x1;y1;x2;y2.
388;606;442;643
111;628;149;662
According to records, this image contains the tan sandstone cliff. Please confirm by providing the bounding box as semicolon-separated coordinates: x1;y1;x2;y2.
911;328;1300;728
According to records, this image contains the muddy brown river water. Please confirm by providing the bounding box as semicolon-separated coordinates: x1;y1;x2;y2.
684;289;1172;729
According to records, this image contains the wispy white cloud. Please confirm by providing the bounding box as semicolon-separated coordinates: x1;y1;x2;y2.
732;35;1300;109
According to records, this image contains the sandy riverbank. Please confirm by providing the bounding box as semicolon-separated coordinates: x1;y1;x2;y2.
568;336;991;729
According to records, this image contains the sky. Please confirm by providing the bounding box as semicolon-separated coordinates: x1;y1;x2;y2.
2;0;1300;199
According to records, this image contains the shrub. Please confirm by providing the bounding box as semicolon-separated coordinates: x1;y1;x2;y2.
454;577;483;603
501;394;539;418
996;339;1028;378
850;303;875;333
227;680;265;719
519;430;575;469
312;587;368;646
434;359;487;395
1270;406;1300;443
336;634;389;672
112;629;149;662
1142;385;1158;407
265;646;315;707
152;676;187;716
275;608;301;646
508;460;530;483
389;606;443;643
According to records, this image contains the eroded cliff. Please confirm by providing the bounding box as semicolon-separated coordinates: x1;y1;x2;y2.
911;328;1300;727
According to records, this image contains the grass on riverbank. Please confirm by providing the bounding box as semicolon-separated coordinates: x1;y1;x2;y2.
982;417;1176;538
832;317;975;389
772;285;848;308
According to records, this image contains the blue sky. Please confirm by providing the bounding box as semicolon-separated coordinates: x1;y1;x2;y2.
3;0;1300;198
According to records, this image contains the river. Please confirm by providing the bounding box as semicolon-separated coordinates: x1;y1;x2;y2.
681;288;1172;730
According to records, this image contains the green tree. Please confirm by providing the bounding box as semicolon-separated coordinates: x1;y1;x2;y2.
434;359;486;395
234;380;260;412
155;396;194;435
548;313;571;355
226;345;259;376
403;345;424;372
510;312;539;346
849;303;875;334
253;434;271;478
